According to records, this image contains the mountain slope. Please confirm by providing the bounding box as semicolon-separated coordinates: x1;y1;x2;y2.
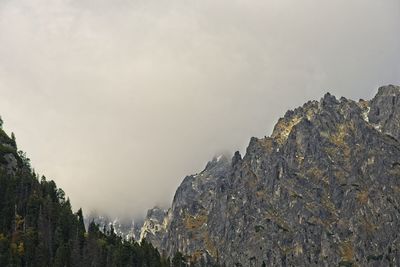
141;85;400;266
0;119;167;266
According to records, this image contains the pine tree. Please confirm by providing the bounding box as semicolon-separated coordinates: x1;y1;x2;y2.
10;132;16;148
172;251;186;267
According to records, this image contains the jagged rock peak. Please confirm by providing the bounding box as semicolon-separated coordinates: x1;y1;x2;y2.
271;86;399;146
139;207;168;247
232;151;242;166
145;206;167;221
142;85;400;266
376;84;400;96
203;154;230;173
321;91;339;106
369;84;400;140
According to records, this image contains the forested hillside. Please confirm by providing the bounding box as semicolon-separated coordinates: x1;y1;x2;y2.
0;117;172;267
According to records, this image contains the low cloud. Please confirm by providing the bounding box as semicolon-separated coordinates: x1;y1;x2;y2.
0;0;399;218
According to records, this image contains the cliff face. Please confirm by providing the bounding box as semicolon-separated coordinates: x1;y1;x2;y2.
141;85;400;266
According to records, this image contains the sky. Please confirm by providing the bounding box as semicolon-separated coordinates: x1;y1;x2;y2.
0;0;399;219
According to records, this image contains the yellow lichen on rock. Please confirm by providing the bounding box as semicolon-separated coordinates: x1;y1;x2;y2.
330;124;348;146
340;241;354;263
322;196;337;216
204;233;218;258
272;116;302;144
294;243;303;256
356;190;369;204
362;217;377;235
328;122;355;160
17;242;24;256
184;214;207;230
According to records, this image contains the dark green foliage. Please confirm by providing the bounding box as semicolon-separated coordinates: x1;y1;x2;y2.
0;126;169;266
171;252;187;267
366;254;384;262
10;133;16;148
254;225;264;233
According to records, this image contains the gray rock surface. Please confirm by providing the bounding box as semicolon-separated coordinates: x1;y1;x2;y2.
139;207;168;249
369;85;400;140
141;85;400;266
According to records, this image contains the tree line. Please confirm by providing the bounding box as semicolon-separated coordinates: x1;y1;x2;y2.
0;120;188;267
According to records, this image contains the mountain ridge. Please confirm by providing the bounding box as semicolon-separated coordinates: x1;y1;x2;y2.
140;84;400;266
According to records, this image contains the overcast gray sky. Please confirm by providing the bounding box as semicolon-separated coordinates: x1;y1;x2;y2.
0;0;399;218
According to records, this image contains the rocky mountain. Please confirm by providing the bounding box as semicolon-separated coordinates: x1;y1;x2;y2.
139;207;168;249
140;85;400;266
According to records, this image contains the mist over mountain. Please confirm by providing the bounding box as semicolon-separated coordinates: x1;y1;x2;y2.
0;0;399;218
78;84;400;266
1;0;400;265
0;84;399;266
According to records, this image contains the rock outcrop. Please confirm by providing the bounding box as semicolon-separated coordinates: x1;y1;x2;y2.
141;85;400;266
